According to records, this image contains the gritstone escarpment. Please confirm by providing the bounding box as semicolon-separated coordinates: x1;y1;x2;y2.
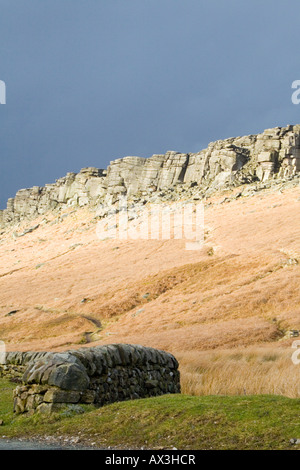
1;124;300;228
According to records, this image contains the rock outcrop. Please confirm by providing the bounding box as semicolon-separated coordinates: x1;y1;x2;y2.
0;344;180;414
1;124;300;228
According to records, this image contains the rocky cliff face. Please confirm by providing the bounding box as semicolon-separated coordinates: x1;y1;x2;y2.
1;124;300;227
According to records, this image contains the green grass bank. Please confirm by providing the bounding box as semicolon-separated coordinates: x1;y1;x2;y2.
1;379;300;450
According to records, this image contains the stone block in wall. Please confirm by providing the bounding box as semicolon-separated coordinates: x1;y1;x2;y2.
43;388;81;403
36;403;67;414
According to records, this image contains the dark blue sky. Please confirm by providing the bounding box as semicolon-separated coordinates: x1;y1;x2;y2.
1;0;300;208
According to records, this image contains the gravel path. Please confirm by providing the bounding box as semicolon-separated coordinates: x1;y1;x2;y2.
0;438;100;450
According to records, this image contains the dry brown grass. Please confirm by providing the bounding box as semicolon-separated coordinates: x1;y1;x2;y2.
1;184;300;404
177;347;300;398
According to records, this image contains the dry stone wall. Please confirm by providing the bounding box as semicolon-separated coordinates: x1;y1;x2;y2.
1;124;300;228
0;344;180;414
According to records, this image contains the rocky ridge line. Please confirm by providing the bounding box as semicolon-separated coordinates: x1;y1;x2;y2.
1;124;300;228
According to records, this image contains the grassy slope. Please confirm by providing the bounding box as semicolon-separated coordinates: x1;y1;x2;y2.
1;184;300;356
1;379;300;450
